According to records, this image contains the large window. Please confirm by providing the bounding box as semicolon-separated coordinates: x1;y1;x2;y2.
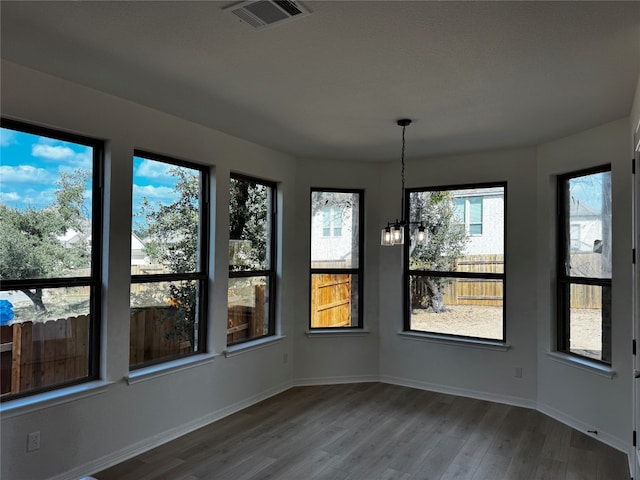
310;189;363;329
557;166;611;364
228;174;276;345
0;119;103;400
130;151;209;368
405;184;505;341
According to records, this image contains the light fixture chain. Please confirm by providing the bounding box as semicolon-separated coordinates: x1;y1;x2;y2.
400;123;406;223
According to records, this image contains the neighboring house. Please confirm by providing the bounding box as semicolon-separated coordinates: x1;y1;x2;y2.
311;204;355;267
568;197;603;253
59;229;151;265
452;187;504;256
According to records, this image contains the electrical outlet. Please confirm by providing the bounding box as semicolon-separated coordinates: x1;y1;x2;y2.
27;431;40;452
514;367;523;378
283;353;289;364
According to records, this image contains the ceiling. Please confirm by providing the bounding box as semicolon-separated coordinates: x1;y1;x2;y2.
1;1;639;162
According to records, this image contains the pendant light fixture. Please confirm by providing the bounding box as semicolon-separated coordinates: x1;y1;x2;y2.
381;119;426;247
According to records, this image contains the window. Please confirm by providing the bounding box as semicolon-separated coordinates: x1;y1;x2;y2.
310;189;363;329
130;152;209;368
0;119;103;400
228;174;276;345
454;196;483;235
405;184;505;341
557;166;611;364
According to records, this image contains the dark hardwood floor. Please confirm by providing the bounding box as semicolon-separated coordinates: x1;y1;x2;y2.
94;383;630;480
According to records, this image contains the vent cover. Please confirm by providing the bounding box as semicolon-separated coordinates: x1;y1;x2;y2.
224;0;310;30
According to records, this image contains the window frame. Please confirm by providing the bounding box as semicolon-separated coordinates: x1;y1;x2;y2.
309;188;364;330
0;118;103;401
228;173;277;345
556;164;612;365
129;150;210;369
403;182;507;342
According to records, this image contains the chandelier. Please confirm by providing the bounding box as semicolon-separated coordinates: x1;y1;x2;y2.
380;119;426;246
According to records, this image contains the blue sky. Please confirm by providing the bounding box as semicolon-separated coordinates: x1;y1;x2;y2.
0;127;180;221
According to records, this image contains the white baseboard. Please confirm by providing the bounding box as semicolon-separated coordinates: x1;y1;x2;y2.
537;401;633;475
379;374;538;410
54;380;293;480
293;374;379;387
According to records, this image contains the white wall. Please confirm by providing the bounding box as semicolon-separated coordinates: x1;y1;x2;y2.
292;158;381;384
378;148;540;406
0;60;298;480
1;58;636;480
535;118;633;453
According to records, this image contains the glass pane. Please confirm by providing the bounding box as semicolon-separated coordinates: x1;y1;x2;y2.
567;284;611;362
228;276;270;344
409;275;503;340
311;191;360;268
130;280;200;368
0;127;94;280
310;273;359;328
229;178;272;271
409;187;504;272
566;171;611;279
0;287;91;396
132;156;203;274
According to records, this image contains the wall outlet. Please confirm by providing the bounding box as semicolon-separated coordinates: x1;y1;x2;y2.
27;431;40;452
514;367;523;378
283;353;289;364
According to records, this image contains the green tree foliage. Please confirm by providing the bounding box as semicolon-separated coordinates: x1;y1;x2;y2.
229;177;269;271
409;191;468;313
0;170;91;314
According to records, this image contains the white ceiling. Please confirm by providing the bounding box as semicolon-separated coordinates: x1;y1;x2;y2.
1;1;639;162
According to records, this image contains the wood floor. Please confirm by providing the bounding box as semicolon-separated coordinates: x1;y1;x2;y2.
94;383;630;480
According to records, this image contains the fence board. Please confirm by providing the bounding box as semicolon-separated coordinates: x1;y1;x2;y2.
311;274;352;328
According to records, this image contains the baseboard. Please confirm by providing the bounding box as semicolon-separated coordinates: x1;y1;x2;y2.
53;380;293;480
293;374;379;386
379;374;538;410
537;401;633;475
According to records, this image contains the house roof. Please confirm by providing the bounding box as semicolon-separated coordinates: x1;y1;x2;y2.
1;1;638;162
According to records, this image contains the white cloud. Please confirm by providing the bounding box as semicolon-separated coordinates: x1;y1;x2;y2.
0;129;17;147
0;191;21;202
32;139;92;169
0;165;52;184
32;143;76;160
134;184;177;202
135;159;173;179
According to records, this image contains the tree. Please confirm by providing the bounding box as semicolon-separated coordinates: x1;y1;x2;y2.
138;166;200;342
409;191;468;313
229;177;269;270
0;170;91;315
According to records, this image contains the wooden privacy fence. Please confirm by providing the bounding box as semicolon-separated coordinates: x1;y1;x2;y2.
1;315;89;395
311;273;352;328
227;285;266;344
130;307;192;368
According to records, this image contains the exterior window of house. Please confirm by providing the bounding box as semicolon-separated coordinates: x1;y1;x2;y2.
405;184;505;341
557;166;611;364
0;119;103;400
310;189;363;329
130;151;209;369
228;174;276;345
322;206;343;237
455;196;483;235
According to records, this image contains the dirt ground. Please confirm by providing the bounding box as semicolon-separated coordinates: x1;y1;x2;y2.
411;305;602;360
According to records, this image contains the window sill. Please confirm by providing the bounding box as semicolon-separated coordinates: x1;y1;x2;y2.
546;351;615;379
0;380;113;419
224;335;286;357
305;329;370;338
126;352;219;385
397;331;510;351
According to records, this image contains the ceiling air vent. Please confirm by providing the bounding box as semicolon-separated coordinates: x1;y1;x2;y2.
224;0;310;30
